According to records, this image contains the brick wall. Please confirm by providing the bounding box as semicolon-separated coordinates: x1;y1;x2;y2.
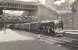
38;5;57;21
62;11;78;30
22;4;58;22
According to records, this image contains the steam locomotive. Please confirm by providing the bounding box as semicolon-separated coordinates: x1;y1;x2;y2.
9;20;64;36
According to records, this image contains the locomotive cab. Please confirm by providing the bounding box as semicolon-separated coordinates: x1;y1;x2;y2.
53;19;64;37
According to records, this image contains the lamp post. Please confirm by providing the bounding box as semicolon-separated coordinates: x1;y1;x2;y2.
3;9;6;34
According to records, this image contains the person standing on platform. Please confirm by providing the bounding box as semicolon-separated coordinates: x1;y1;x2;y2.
0;8;4;30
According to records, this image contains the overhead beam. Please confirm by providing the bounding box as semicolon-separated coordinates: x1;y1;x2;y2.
0;1;38;11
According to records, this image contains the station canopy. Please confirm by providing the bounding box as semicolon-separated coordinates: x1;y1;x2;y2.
1;0;38;16
0;0;38;2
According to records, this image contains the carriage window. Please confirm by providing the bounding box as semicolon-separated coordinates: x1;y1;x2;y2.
0;9;3;15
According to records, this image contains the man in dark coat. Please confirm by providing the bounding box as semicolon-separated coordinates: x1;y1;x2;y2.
0;8;4;30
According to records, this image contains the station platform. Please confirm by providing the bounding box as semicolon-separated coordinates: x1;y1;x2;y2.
0;29;36;42
63;30;78;38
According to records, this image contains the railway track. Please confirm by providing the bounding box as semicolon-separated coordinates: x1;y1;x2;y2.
37;34;78;49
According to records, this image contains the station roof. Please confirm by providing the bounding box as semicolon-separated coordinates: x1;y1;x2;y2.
0;0;38;11
1;0;38;5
